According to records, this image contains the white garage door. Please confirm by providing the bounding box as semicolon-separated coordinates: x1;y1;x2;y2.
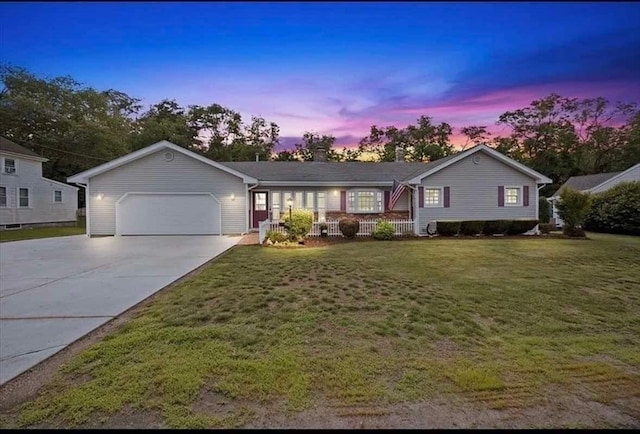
116;193;221;235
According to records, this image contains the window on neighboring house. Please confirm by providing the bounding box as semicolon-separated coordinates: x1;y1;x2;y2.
19;188;29;207
0;186;6;207
424;187;442;207
505;187;521;206
347;190;383;213
54;190;63;203
3;158;16;174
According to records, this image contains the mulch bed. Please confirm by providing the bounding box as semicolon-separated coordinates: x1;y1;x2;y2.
273;233;578;248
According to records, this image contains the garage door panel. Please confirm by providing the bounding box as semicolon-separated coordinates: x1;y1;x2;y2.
116;193;220;235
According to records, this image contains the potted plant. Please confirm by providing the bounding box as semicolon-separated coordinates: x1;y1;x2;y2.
319;222;329;238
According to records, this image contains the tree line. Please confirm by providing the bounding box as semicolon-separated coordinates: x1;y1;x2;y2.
1;65;638;195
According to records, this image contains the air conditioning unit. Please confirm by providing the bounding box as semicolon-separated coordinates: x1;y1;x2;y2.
4;167;16;174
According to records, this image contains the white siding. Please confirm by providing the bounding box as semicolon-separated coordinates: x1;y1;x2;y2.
417;150;538;233
0;154;77;226
88;150;246;235
590;164;640;194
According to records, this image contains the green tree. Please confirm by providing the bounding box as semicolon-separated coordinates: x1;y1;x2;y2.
293;132;339;161
358;116;454;162
130;100;199;152
272;150;298;161
0;65;139;181
460;125;491;150
557;187;592;236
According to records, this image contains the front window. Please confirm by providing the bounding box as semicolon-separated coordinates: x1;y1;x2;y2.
19;188;29;207
347;190;383;213
505;187;521;205
3;158;16;174
54;190;63;203
0;186;6;207
424;187;442;207
317;191;326;222
271;191;281;221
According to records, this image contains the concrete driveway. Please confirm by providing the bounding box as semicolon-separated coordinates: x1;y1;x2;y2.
0;234;240;385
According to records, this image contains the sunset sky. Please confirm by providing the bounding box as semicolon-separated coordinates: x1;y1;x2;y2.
2;2;639;150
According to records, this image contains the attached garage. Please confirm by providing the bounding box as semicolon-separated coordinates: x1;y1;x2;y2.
67;141;257;237
116;192;221;235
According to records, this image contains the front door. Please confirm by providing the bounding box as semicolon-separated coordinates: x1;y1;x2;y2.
252;191;269;228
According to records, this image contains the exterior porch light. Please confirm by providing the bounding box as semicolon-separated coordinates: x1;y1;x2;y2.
230;193;235;201
96;193;104;200
286;197;293;222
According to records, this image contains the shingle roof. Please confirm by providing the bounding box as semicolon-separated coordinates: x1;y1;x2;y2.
552;171;622;196
0;137;43;159
220;160;438;183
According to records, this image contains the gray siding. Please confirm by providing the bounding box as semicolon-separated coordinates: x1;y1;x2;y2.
0;154;77;226
88;150;247;235
417;150;538;233
590;164;640;194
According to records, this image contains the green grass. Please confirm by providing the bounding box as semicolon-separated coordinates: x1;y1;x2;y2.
0;217;85;243
6;232;640;428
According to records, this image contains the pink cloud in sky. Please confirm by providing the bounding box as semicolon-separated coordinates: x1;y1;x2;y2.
313;79;640;151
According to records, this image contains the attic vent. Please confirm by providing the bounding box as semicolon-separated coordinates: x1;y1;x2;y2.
472;155;481;165
164;151;174;162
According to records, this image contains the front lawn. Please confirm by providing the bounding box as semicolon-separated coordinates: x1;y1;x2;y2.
0;218;85;243
2;233;639;428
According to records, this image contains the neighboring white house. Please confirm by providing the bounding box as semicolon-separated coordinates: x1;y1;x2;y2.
67;140;552;237
548;162;640;227
0;137;78;230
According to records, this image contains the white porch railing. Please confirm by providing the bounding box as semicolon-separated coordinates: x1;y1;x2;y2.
259;219;414;244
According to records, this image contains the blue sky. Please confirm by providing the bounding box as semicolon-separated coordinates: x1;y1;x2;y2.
2;1;639;148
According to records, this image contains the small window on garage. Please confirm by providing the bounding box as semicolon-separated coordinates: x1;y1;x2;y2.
54;190;63;203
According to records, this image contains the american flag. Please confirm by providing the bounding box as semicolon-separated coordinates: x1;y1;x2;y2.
389;179;407;210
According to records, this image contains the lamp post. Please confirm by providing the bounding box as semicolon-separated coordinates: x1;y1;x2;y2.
286;197;293;222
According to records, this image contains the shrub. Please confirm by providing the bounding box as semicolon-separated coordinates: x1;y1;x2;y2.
460;220;486;236
556;187;591;235
372;220;395;240
338;218;360;238
539;223;556;234
483;220;510;235
539;196;550;223
436;221;461;236
265;230;288;244
584;181;640;236
507;219;539;235
283;209;313;241
563;226;586;237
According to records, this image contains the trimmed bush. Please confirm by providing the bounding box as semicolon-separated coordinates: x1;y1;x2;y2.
460;220;486;236
338;218;360;238
483;220;510;235
557;187;591;236
539;223;556;234
507;219;539;235
265;230;288;244
539;197;550;223
563;226;586;237
584;181;640;236
372;220;395;240
283;209;313;241
437;220;461;236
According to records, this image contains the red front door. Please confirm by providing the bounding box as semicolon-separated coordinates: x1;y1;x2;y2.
252;191;269;228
